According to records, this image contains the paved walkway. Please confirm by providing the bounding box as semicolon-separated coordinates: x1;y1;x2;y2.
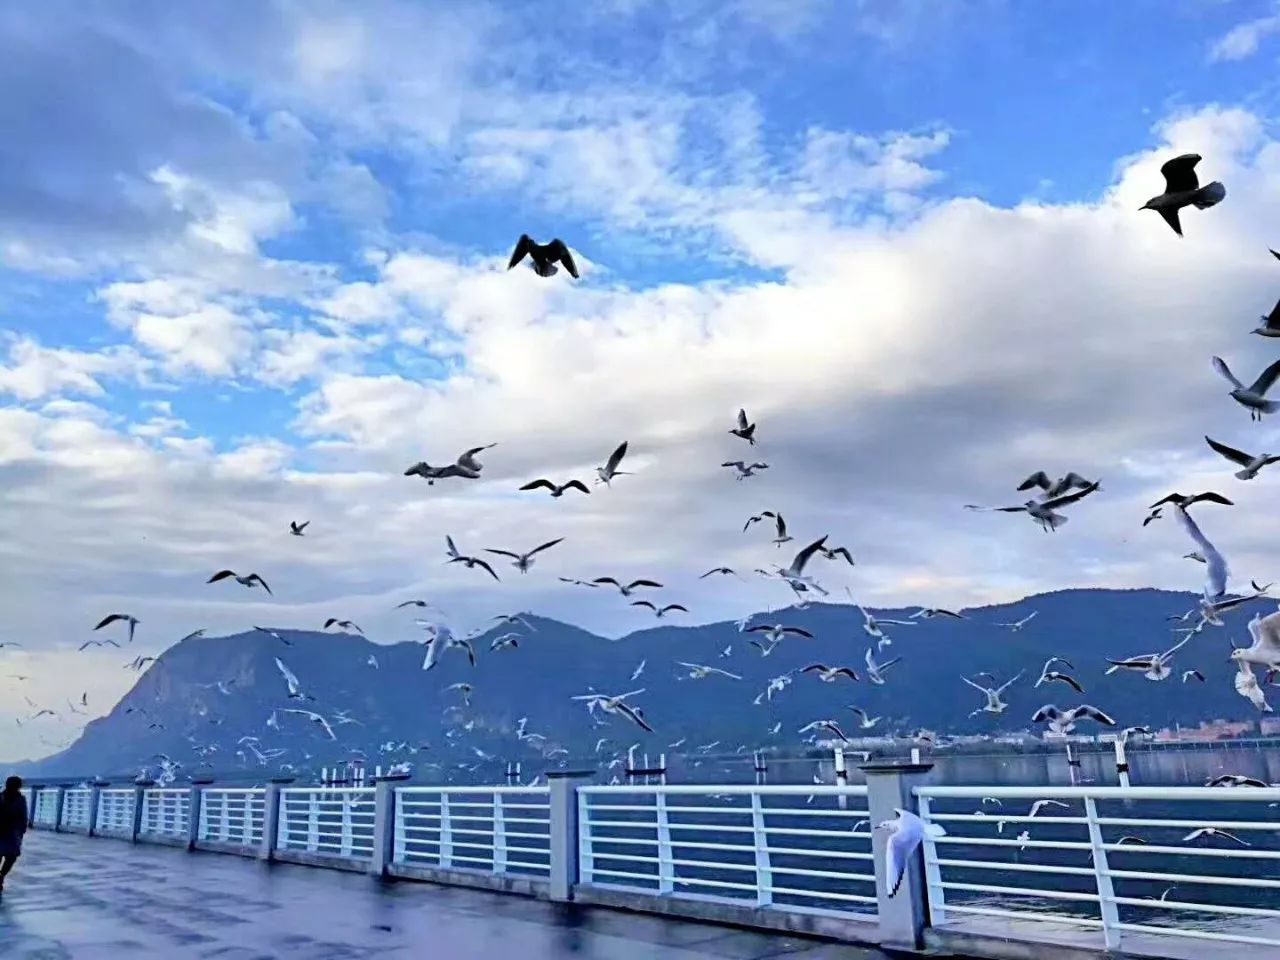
0;832;900;959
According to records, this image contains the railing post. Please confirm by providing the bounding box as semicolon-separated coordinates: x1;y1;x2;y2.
188;779;211;850
1085;797;1121;950
1113;739;1131;788
261;777;294;861
131;779;152;842
51;784;67;833
861;761;935;951
655;791;674;894
749;792;773;907
306;791;320;852
493;792;508;875
548;770;593;902
369;772;409;877
339;791;354;859
87;780;106;837
915;795;946;924
834;747;848;810
439;792;453;869
27;785;38;828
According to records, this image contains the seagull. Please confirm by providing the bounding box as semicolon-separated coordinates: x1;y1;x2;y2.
966;481;1101;532
444;537;501;580
593;577;662;597
1204;436;1280;481
1182;827;1249;847
722;461;769;480
405;444;496;485
798;719;851;743
94;614;139;644
1234;661;1272;712
699;567;740;579
1199;583;1272;626
323;619;363;634
252;625;291;645
571;689;652;732
858;606;916;640
1140;153;1226;236
748;635;784;657
486;538;564;574
630;601;688;618
963;672;1023;714
847;706;881;729
1231;610;1280;672
1175;506;1229;602
1105;635;1190;681
1181;669;1205;683
507;234;579;278
1253;297;1280;338
207;570;272;595
877;809;945;897
801;664;860;684
746;623;813;645
1213;356;1280;421
289;521;309;536
280;708;336;740
1030;704;1116;734
1035;657;1083;692
1017;471;1097;499
274;657;306;699
78;639;120;652
558;577;599;588
730;408;756;445
397;599;439;610
676;662;742;680
817;544;855;565
996;611;1038;632
1206;774;1270;788
911;608;966;620
755;673;794;703
520;479;590;498
489;633;520;652
864;648;901;685
744;510;792;547
446;682;473;707
1029;799;1070;818
765;536;831;596
367;655;379;668
595;442;630;486
126;655;157;671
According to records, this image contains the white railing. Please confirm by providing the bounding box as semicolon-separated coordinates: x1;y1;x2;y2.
277;787;376;861
94;788;136;836
59;787;92;830
140;788;190;839
197;788;265;848
19;786;32;811
578;785;877;917
33;788;58;826
393;786;552;878
916;784;1280;952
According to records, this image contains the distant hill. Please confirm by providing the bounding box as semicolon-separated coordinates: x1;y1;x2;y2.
11;588;1271;781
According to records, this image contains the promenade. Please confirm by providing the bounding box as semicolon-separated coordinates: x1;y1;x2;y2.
0;832;895;959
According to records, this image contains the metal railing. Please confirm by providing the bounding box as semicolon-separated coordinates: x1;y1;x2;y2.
59;786;92;830
392;786;552;878
197;787;265;848
32;787;58;827
916;784;1280;952
578;784;877;917
94;787;136;836
139;788;190;840
277;787;376;861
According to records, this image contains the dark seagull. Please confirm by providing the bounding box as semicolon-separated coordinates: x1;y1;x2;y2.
1143;490;1233;526
94;613;139;644
1252;296;1280;338
1212;356;1280;420
1140;153;1226;236
207;570;272;596
445;535;501;581
730;409;757;445
1204;436;1280;481
520;478;590;498
507;234;579;279
630;601;688;618
289;521;309;536
593;577;663;597
323;618;363;634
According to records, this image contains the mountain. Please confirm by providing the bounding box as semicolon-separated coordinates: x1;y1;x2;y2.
11;588;1271;781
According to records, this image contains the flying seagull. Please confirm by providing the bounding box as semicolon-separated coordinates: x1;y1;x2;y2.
864;648;901;685
486;538;565;574
593;577;662;597
630;601;688;618
446;682;473;707
1212;356;1280;421
746;623;813;645
596;442;630;485
963;672;1023;715
765;536;831;596
1030;704;1116;735
1183;827;1249;847
995;611;1038;632
1174;506;1228;602
1205;774;1269;788
877;809;945;897
520;478;590;498
323;619;363;634
1140;153;1226;236
252;625;291;645
798;719;851;743
966;480;1101;532
911;607;966;620
1182;669;1205;683
1017;471;1097;499
280;708;336;740
1231;610;1280;673
1204;436;1280;481
676;662;742;680
699;567;740;579
858;606;915;641
847;706;881;729
558;577;598;588
743;510;792;547
489;632;520;651
1234;660;1272;712
730;408;756;445
289;520;309;536
722;460;769;480
78;639;120;652
1036;657;1084;694
507;234;579;278
94;614;139;644
397;599;439;610
801;664;860;684
405;444;496;485
817;544;855;565
274;657;306;699
445;535;501;580
1106;635;1190;681
1252;297;1280;338
571;689;652;732
207;570;272;595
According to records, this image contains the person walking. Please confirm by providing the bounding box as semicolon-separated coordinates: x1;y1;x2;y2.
0;776;28;895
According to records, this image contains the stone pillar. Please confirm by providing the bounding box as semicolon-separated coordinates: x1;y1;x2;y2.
861;762;935;951
87;780;107;837
260;777;295;861
52;784;68;833
188;778;213;851
369;772;411;877
132;778;154;842
547;770;594;903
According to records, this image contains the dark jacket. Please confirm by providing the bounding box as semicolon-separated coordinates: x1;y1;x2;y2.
0;792;28;856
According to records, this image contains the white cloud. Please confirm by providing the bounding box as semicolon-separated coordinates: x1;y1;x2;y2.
0;336;145;401
1209;7;1280;62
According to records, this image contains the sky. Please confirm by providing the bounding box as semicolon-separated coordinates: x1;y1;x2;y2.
5;0;1280;761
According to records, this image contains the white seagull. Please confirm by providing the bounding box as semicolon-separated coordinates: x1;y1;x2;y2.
1234;661;1272;712
1204;435;1280;481
1030;704;1116;735
744;511;792;547
730;408;756;445
847;706;881;729
1252;296;1280;338
593;577;663;597
1174;505;1229;602
677;662;742;680
94;613;139;644
858;605;915;641
801;663;860;684
877;809;945;897
571;689;652;732
864;648;901;685
1232;610;1280;672
1213;356;1280;421
280;708;336;740
595;442;631;486
996;611;1038;632
1105;635;1190;681
722;460;769;480
485;538;565;574
965;481;1101;532
962;672;1023;715
207;569;273;595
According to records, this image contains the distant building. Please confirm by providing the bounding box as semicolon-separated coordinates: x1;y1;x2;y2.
1259;716;1280;737
1154;719;1255;742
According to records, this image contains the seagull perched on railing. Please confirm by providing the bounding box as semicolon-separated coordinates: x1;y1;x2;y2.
729;408;757;445
962;672;1023;714
676;662;741;680
486;538;564;574
207;569;272;596
507;234;579;278
1213;356;1280;421
877;809;945;897
94;613;139;644
1140;153;1226;236
722;460;769;480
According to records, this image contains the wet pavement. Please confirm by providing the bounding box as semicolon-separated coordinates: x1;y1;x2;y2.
0;832;899;959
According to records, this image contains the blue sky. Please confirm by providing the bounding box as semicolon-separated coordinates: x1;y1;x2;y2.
5;0;1280;758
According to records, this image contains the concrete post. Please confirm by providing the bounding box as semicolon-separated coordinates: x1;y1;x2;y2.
260;777;295;861
1113;739;1131;788
188;779;212;850
87;780;107;837
547;770;594;902
861;762;935;951
369;772;410;877
131;779;153;842
833;746;848;810
51;784;68;833
26;785;38;828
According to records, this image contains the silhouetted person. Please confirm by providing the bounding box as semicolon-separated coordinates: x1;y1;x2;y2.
0;776;27;894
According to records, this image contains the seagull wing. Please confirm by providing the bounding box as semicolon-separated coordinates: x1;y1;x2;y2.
1248;357;1280;396
737;408;749;430
1160;153;1202;193
627;580;663;589
789;536;829;576
1042;481;1100;509
1175;506;1228;598
616;702;653;733
528;537;565;556
1205;435;1254;467
207;570;237;584
474;558;501;581
507;233;533;269
549;239;579;278
605;441;628;474
660;605;688;615
1074;705;1116;726
94;614;126;630
961;676;990;694
1157;207;1183;236
782;627;814;638
1049;673;1085;694
520;479;557;492
485;549;521;559
1213;356;1245;389
248;574;272;595
563;480;590;494
1017;471;1052;492
630;600;658;611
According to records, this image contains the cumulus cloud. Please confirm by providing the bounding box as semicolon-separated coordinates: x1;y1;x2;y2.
1209;6;1280;62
